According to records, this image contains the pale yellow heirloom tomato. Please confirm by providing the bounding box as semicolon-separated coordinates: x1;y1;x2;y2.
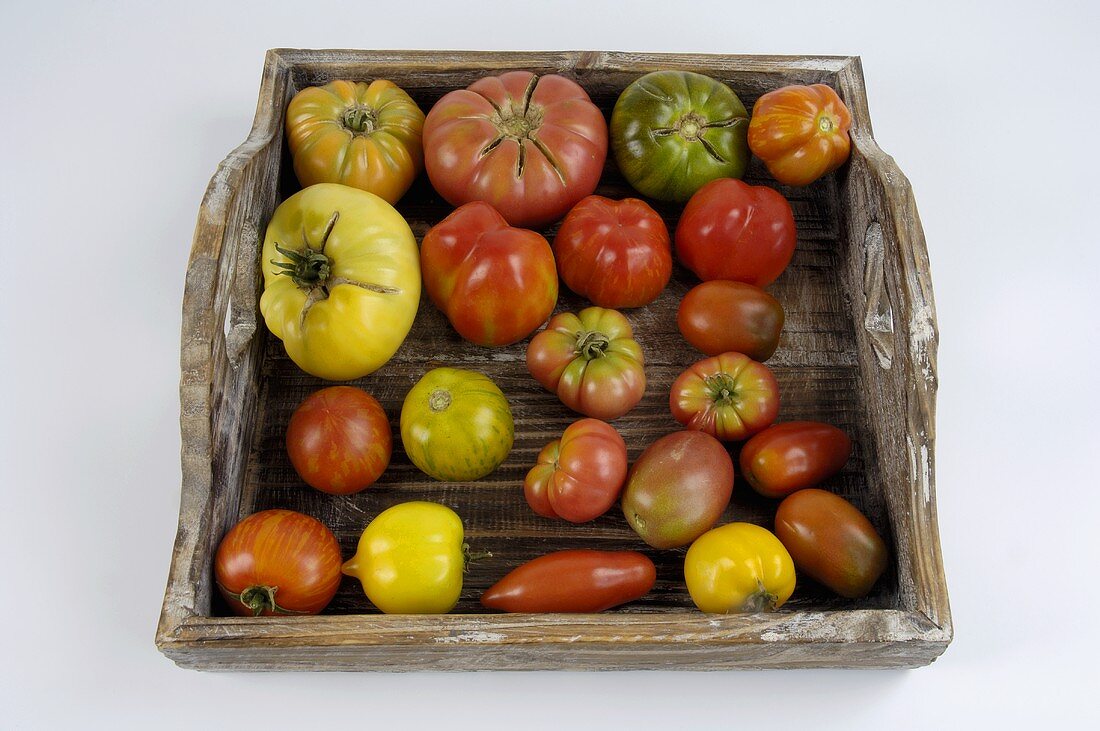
684;522;796;613
342;502;466;614
260;184;421;381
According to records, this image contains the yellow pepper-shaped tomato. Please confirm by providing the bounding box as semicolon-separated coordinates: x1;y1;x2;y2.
684;522;796;613
747;84;852;187
286;80;425;204
342;502;466;614
260;184;421;381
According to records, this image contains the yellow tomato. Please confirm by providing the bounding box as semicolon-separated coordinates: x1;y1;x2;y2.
342;502;466;614
286;80;425;204
684;522;796;613
260;184;421;381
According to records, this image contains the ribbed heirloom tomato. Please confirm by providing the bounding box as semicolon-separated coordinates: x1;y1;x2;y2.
748;84;852;187
675;178;797;288
553;196;672;309
524;418;628;523
214;510;343;616
285;386;391;495
423;71;608;228
670;352;780;442
421;202;558;347
526;307;646;420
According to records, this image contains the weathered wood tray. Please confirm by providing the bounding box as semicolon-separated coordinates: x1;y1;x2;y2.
157;49;951;670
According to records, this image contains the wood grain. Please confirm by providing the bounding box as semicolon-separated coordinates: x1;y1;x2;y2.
158;50;950;670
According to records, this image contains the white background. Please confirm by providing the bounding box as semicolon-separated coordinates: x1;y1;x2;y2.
2;0;1097;727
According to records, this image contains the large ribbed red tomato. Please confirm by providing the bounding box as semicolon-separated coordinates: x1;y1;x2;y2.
423;71;608;228
524;418;628;523
420;202;558;346
214;510;343;616
553;195;671;308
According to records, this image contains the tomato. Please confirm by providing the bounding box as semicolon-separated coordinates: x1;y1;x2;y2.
285;386;391;495
553;195;671;308
677;281;785;361
421;202;558;347
342;502;467;614
621;431;734;549
684;522;796;613
423;71;608;228
748;84;852;187
610;70;750;202
774;489;887;598
675;178;797;288
285;80;425;204
400;367;514;481
526;307;646;420
260;184;421;381
524;418;628;523
740;422;852;499
670;352;779;442
214;509;342;616
481;550;656;613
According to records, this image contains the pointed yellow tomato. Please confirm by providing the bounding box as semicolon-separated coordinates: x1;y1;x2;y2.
685;522;796;613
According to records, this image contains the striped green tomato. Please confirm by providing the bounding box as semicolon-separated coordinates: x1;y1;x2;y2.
400;367;514;481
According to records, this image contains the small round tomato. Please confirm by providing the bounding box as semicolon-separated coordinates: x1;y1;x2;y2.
677;280;785;361
775;489;888;598
524;418;628;523
342;502;467;614
215;510;342;616
685;522;796;613
481;550;656;613
526;307;646;420
621;431;734;549
675;178;797;288
423;71;608;228
670;352;779;441
553;195;672;309
421;201;558;347
740;422;852;498
748;84;852;187
285;80;425;204
400;367;514;482
610;71;750;202
285;386;391;495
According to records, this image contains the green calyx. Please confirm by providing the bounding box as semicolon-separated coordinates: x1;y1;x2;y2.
704;372;741;405
271;211;339;290
575;330;611;360
740;580;779;612
342;105;377;134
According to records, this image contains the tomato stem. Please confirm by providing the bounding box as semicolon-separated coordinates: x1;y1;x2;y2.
462;542;493;573
343;105;377;134
270;212;339;290
741;580;779;612
575;330;611;360
703;373;740;404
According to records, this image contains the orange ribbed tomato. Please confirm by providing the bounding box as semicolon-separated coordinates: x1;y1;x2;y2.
286;80;425;204
748;84;852;187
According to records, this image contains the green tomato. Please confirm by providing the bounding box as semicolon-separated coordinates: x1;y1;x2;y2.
610;71;749;202
400;367;514;481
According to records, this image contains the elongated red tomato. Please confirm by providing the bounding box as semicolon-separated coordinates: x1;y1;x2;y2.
553;195;672;308
524;418;628;523
677;280;784;361
740;421;852;498
286;386;391;495
669;352;780;441
214;510;343;616
481;550;656;612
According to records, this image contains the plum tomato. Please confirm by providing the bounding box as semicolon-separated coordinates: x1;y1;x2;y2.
740;421;852;498
285;386;392;495
481;550;656;613
677;280;784;361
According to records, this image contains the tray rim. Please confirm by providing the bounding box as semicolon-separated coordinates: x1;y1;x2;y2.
157;48;950;671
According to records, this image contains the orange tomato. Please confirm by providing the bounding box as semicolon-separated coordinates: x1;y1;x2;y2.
748;84;852;186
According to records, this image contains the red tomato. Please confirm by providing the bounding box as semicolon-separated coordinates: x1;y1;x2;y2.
421;202;558;346
748;84;852;187
740;421;852;498
675;178;797;287
214;510;343;616
670;352;779;441
677;280;785;361
286;386;391;495
481;550;656;612
524;418;628;523
526;307;646;420
553;195;672;308
423;72;608;228
620;431;734;549
775;489;888;598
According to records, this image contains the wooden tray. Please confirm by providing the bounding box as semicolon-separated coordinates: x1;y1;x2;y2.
156;49;951;670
